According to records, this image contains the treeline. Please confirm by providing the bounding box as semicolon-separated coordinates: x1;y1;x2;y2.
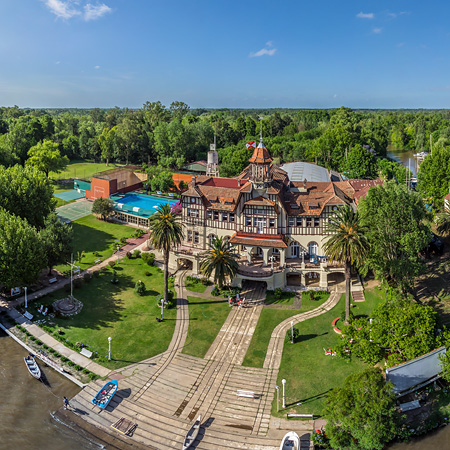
1;104;450;199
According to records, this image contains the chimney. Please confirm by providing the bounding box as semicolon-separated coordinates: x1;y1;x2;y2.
237;179;241;187
303;178;307;190
192;176;196;187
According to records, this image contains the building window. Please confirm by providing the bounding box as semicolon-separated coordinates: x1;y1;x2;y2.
206;210;212;219
222;213;228;222
314;217;320;227
254;209;265;215
290;241;300;258
229;213;235;222
194;232;199;244
288;217;295;227
254;218;266;228
246;216;251;226
269;218;275;228
191;197;196;204
208;234;215;246
187;208;198;217
213;211;219;220
187;231;193;242
308;241;318;256
306;217;312;227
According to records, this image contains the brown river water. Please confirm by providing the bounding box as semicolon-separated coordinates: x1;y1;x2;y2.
0;330;101;450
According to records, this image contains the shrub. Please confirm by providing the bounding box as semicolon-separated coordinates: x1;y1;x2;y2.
83;272;92;283
30;336;36;341
274;288;283;299
135;280;146;296
133;249;141;258
54;352;61;358
43;344;49;350
145;271;151;276
73;278;83;288
61;356;69;363
49;348;56;354
88;372;99;381
82;368;90;374
142;252;155;265
93;270;100;278
309;291;316;301
285;327;300;344
67;360;75;367
168;275;175;289
120;237;128;244
126;251;132;259
108;260;116;268
211;286;221;297
93;251;100;257
74;364;82;371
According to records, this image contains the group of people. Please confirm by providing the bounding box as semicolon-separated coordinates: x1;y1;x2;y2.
228;293;245;308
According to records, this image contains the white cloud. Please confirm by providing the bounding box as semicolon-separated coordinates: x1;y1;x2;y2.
373;27;382;34
396;42;405;47
249;42;277;58
55;61;61;64
84;3;112;21
356;12;374;19
333;94;337;99
43;0;112;21
44;0;80;19
94;65;100;69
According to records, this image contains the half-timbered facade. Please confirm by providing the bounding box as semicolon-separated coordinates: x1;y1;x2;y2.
170;139;382;290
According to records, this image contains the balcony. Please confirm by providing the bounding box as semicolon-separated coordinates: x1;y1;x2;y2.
236;257;283;278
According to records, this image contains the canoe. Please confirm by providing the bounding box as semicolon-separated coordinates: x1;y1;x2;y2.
91;380;118;409
24;354;41;379
279;431;300;450
182;415;202;450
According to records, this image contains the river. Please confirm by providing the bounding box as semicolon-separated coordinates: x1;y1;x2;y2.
0;330;99;450
386;147;418;176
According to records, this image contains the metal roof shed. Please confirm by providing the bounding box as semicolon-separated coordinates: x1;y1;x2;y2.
386;347;446;396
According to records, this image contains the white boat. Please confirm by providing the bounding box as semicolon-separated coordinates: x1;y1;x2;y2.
182;415;201;450
24;354;41;380
279;431;300;450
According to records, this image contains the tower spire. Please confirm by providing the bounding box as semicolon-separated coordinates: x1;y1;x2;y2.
258;116;263;145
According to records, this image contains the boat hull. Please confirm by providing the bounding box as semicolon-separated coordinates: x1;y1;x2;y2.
280;431;300;450
182;415;202;450
91;380;118;409
24;355;41;379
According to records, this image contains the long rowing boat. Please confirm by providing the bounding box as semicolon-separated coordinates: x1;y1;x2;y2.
24;354;41;380
182;415;202;450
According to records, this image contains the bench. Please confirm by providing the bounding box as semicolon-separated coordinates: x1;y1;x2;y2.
49;277;58;284
95;258;102;264
24;311;33;321
237;390;255;399
80;348;93;358
399;400;420;412
287;413;314;419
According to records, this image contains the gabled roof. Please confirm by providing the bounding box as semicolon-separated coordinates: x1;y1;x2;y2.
244;196;276;207
229;231;287;248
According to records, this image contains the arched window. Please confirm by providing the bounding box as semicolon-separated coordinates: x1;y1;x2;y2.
290;240;299;258
308;241;319;257
208;234;216;246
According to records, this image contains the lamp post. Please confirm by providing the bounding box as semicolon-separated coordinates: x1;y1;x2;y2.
282;378;286;408
24;287;28;310
275;385;280;412
108;337;112;361
116;244;120;264
70;253;73;299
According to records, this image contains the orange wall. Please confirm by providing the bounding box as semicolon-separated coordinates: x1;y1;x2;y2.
86;178;111;200
173;173;194;190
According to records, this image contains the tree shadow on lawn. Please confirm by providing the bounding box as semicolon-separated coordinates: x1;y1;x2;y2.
286;389;331;407
295;332;328;343
71;222;123;254
187;299;228;305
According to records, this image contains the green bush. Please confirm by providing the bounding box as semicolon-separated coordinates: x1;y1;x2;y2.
83;272;92;283
93;270;100;278
120;237;128;244
43;344;49;350
145;271;151;276
108;260;116;268
135;280;146;296
88;372;99;381
61;356;69;363
133;249;141;258
211;286;221;296
126;251;132;259
74;364;82;371
67;360;75;367
274;288;283;299
142;252;155;266
82;368;90;374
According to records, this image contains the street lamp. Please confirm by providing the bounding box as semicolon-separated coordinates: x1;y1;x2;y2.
24;287;28;310
275;385;280;412
108;337;112;361
116;245;120;264
282;379;286;408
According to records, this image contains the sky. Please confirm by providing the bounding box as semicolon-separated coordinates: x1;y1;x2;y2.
1;0;450;109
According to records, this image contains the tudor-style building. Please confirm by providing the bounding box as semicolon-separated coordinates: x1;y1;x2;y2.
169;138;381;290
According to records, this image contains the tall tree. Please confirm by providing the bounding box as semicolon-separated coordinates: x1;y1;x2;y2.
98;126;118;165
340;143;377;179
324;368;399;450
26;139;69;177
40;213;73;275
0;208;45;289
0;165;55;229
435;208;450;236
359;181;431;290
200;237;239;288
323;204;369;323
148;204;183;320
92;197;115;221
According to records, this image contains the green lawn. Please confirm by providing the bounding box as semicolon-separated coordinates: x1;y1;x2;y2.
31;258;176;370
55;215;135;274
50;160;124;180
53;181;76;208
182;296;230;358
274;289;384;417
242;291;330;368
265;290;296;305
185;276;211;294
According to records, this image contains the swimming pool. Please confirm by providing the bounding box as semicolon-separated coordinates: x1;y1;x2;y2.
111;193;177;217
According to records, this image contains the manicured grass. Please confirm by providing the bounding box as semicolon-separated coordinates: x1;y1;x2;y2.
182;296;230;358
274;288;384;417
55;215;136;274
242;291;330;368
265;290;296;305
34;258;176;370
49;160;124;181
185;276;211;294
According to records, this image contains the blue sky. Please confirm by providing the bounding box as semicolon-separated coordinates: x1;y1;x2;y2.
1;1;449;108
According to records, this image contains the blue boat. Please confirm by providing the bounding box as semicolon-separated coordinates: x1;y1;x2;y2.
91;380;118;409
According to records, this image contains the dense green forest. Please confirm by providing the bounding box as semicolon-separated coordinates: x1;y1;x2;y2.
1;103;450;203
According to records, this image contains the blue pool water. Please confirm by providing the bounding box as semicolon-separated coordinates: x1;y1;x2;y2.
114;193;177;214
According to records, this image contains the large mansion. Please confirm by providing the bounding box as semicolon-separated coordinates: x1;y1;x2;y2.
170;138;382;290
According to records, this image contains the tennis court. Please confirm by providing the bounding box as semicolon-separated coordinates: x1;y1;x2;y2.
54;189;86;202
57;199;92;223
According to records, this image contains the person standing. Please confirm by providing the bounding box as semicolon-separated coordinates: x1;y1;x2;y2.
63;396;70;410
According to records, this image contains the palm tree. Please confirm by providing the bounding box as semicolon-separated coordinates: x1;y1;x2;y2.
435;208;450;237
200;237;239;289
323;204;369;324
148;203;183;320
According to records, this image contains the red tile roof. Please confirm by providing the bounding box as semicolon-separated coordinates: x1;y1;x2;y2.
248;144;273;164
230;231;287;248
